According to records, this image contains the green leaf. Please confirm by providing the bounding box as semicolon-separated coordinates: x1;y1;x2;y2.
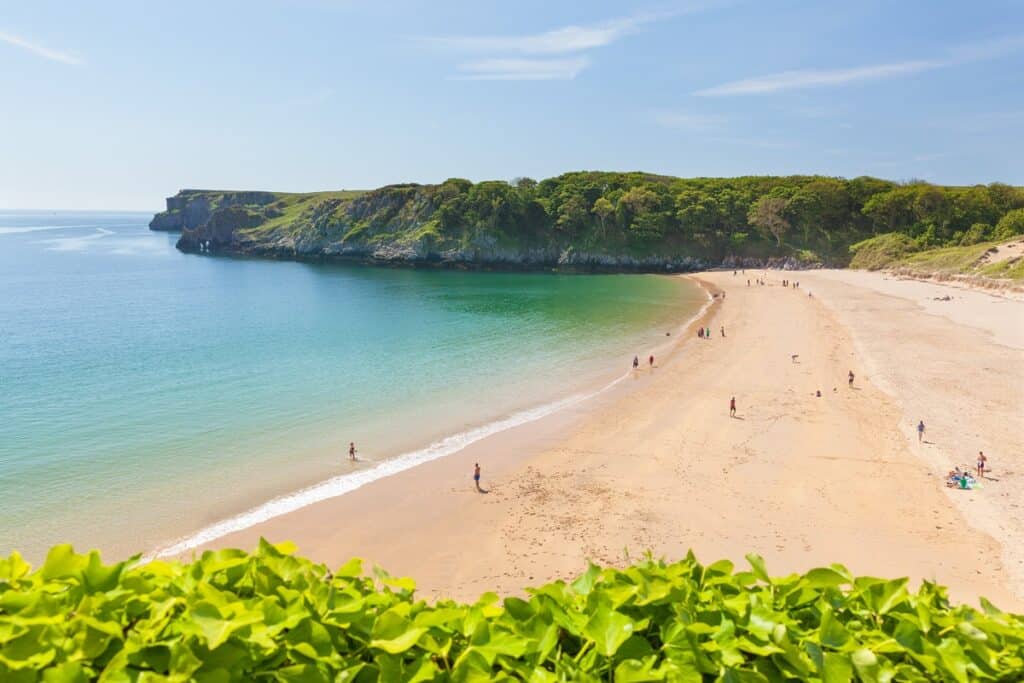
804;567;850;589
745;554;771;585
821;652;853;683
584;607;635;658
40;545;84;580
369;628;426;654
571;563;601;596
850;649;880;683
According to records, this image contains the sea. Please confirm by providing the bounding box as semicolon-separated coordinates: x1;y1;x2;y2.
0;210;706;563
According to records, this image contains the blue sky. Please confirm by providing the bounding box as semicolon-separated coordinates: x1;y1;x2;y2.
1;0;1022;209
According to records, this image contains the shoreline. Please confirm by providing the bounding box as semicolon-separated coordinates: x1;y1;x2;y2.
179;270;1022;610
147;276;716;561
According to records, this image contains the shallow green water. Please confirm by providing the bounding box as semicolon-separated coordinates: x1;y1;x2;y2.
0;211;704;561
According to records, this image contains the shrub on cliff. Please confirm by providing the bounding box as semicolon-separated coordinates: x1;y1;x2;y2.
848;233;919;270
2;541;1022;681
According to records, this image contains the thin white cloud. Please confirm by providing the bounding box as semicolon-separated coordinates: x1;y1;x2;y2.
452;57;589;81
695;60;940;96
427;13;658;55
429;3;726;80
694;33;1024;96
0;30;82;66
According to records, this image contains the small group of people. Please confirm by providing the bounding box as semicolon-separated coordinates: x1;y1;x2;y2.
946;458;988;490
632;354;655;369
698;326;719;339
947;466;978;489
781;279;800;288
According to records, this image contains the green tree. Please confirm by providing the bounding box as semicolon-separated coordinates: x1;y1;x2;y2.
748;196;790;246
994;208;1024;240
592;196;614;239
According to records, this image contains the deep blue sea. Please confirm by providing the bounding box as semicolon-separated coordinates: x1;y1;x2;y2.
0;210;704;562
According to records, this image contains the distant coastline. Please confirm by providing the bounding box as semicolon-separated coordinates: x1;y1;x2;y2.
150;173;1024;277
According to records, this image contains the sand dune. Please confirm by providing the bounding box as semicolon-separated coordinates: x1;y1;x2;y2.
194;270;1023;611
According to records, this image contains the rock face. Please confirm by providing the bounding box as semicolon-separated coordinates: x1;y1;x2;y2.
149;190;276;232
155;187;826;273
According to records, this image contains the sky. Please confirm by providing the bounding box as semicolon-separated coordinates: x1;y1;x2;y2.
1;0;1023;210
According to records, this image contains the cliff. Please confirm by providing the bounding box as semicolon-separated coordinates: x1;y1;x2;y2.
150;172;1024;273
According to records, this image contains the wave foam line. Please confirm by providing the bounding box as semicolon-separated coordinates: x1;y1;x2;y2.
145;279;715;562
145;389;604;561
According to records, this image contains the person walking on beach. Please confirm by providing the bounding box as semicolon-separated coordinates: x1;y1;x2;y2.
698;327;704;339
917;420;925;442
633;355;639;370
976;451;987;479
648;354;654;368
473;463;482;492
848;370;855;388
729;396;736;417
348;442;357;462
720;326;725;338
706;326;711;338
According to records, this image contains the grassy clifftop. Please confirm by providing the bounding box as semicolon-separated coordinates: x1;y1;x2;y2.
850;235;1024;286
150;173;1024;272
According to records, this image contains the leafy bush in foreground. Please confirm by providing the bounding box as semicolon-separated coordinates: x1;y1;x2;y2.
1;541;1022;682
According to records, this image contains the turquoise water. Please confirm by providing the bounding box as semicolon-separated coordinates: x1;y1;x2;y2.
0;211;704;562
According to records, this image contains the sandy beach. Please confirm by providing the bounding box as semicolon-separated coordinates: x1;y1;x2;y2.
190;269;1024;611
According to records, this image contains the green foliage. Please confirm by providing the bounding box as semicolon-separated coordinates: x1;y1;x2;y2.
157;176;1024;266
848;233;919;270
959;223;993;246
994;209;1024;241
2;543;1022;681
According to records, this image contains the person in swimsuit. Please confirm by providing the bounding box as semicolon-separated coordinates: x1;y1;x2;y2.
848;370;855;387
720;326;725;338
976;451;987;479
698;327;703;339
648;354;654;367
348;442;357;461
633;355;639;369
917;420;925;442
474;463;482;492
729;396;736;417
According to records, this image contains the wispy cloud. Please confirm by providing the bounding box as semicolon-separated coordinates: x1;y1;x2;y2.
694;34;1024;96
0;30;82;66
452;57;589;81
428;4;722;80
426;13;663;55
695;60;940;96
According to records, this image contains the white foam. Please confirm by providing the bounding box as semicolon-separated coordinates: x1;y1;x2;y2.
145;389;599;560
144;277;715;561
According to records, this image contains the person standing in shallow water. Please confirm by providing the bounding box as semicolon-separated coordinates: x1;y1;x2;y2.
633;355;639;370
473;463;482;492
348;442;357;461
